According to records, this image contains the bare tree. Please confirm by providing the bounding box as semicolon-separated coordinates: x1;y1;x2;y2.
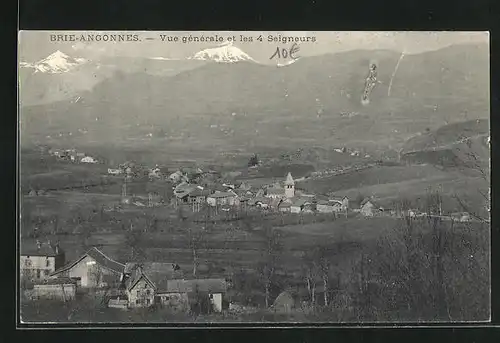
452;136;490;223
315;247;330;307
258;225;282;308
301;251;318;308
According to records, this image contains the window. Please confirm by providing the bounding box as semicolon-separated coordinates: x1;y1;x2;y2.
36;269;41;279
44;270;50;276
146;290;150;295
46;259;50;267
146;299;150;305
136;300;140;304
137;291;140;296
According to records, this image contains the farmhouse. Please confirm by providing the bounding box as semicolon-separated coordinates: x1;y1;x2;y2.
123;263;227;312
169;170;187;183
108;168;123;175
316;200;336;213
81;156;97;163
174;183;211;210
359;198;384;217
290;198;312;213
330;196;349;212
21;241;65;281
158;278;229;313
124;262;182;308
278;200;292;212
49;247;125;288
207;190;239;207
148;166;162;179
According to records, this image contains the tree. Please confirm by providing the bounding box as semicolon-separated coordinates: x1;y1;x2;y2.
248;154;259;167
315;247;331;307
258;225;282;308
301;251;318;308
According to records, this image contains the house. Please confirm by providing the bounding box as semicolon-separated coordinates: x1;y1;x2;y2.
157;278;229;313
108;168;123;175
290;198;312;213
124;263;228;313
450;212;471;222
21;240;66;281
174;183;210;210
278;200;292;212
49;247;125;288
124;262;182;308
252;197;271;209
81;156;97;163
49;149;62;157
149;166;162;179
316;200;336;213
207;190;239;207
329;196;349;212
30;277;77;301
169;170;185;183
359;198;383;217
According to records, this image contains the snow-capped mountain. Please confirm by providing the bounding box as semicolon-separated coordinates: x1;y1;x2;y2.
189;41;257;63
20;50;88;74
276;58;301;67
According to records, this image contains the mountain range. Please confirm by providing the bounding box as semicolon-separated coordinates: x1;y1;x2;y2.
19;43;490;157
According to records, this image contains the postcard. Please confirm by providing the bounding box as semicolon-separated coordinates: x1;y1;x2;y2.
17;31;490;324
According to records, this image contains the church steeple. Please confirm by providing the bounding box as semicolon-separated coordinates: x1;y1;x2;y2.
284;172;295;198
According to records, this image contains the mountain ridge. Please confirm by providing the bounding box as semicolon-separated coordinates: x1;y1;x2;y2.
20;43;489;155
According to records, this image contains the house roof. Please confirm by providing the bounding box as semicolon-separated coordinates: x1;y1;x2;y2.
161;278;228;294
330;196;348;202
285;172;294;184
189;188;211;197
126;262;184;291
208;191;236;198
360;198;373;206
316;200;332;206
50;247;125;276
266;187;285;195
291;198;311;207
34;277;77;285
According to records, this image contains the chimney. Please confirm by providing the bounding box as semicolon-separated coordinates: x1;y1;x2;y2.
55;243;59;254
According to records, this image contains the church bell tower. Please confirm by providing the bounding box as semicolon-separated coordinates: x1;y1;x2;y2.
284;172;295;198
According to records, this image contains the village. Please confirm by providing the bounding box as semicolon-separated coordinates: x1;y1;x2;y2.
20;146;476;320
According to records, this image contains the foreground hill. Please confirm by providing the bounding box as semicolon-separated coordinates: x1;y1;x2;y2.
20;44;489;157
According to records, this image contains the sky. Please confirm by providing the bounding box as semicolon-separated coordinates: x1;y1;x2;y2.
19;31;489;63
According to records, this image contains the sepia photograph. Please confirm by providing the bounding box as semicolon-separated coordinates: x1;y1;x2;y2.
17;31;490;324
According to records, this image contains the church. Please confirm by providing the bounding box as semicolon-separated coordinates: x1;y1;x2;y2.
264;172;295;199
